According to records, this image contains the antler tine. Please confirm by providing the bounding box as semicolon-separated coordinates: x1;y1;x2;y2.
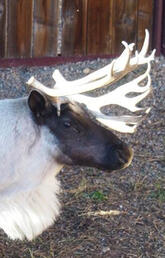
52;69;67;85
113;41;132;74
130;30;156;66
139;29;149;57
96;115;141;133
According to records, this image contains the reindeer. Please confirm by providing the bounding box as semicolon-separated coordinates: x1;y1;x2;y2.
0;30;155;240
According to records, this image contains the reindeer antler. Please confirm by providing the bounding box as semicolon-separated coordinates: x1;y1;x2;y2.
70;61;151;133
27;30;155;133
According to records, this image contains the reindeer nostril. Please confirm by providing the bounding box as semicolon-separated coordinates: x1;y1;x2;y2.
116;145;133;168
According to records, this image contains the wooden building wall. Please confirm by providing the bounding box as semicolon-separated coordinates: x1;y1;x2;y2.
0;0;154;59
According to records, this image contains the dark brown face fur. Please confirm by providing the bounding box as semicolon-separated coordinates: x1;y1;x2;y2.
28;90;133;171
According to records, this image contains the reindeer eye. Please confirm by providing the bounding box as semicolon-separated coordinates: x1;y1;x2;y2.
63;121;71;128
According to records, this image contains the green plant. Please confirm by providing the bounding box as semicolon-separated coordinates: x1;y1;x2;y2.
151;183;165;202
82;190;107;201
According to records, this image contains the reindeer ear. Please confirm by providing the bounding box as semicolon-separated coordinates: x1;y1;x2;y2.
28;90;48;117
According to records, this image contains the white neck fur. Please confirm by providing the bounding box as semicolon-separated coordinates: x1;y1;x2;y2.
0;98;63;240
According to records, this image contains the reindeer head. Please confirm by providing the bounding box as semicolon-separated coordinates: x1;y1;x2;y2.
27;30;155;171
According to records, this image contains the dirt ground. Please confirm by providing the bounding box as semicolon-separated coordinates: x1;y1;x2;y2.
0;56;164;258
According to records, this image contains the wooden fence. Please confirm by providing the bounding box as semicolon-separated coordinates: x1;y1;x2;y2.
0;0;154;59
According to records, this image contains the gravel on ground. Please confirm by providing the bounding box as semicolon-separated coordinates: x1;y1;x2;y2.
0;55;164;258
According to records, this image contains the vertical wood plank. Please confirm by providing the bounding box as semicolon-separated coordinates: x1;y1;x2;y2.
0;0;6;57
87;0;113;55
137;0;153;50
111;0;138;54
7;0;33;58
33;0;59;57
61;0;88;56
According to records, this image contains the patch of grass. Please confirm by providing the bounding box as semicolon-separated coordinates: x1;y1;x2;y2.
151;183;165;202
82;190;108;201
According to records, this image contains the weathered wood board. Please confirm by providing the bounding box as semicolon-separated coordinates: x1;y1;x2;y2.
0;0;155;58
